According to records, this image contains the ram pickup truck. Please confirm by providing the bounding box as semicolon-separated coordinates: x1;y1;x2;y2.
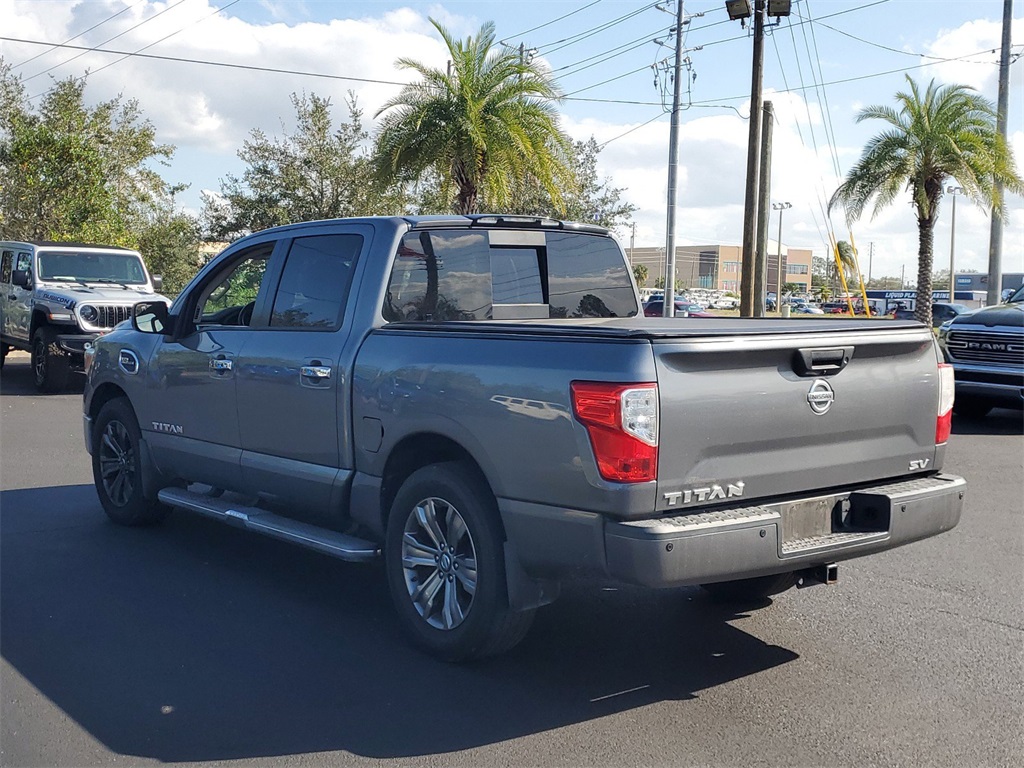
938;283;1024;418
83;215;965;660
1;240;167;391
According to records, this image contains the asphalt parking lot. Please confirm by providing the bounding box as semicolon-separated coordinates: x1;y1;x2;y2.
1;351;1022;768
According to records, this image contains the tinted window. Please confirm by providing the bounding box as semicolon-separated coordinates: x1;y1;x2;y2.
384;231;491;321
15;252;31;272
546;232;637;318
383;230;637;322
1;251;12;283
271;234;362;328
196;246;272;326
491;248;543;304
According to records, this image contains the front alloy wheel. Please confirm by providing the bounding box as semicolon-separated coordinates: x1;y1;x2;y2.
99;418;137;507
400;496;478;630
91;398;168;526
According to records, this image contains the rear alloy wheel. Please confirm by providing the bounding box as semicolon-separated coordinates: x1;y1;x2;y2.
92;398;169;526
385;461;534;661
32;327;71;393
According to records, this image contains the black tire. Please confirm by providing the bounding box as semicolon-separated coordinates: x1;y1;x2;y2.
32;327;71;393
701;572;799;604
92;398;169;526
0;342;8;371
385;461;534;662
952;397;992;419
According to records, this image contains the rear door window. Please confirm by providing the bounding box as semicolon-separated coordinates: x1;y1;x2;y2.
1;252;12;284
383;229;637;322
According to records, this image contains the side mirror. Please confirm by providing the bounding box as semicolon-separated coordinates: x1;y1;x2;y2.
151;274;163;291
12;270;31;289
133;301;173;335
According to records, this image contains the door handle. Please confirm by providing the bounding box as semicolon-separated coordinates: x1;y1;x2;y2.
300;365;331;379
210;358;233;372
7;294;15;300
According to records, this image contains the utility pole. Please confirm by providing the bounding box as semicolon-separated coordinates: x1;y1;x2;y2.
662;0;686;317
738;0;766;317
772;201;791;307
753;100;773;317
986;0;1012;306
947;186;963;301
867;242;874;283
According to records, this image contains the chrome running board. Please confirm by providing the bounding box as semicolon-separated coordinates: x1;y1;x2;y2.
157;487;380;562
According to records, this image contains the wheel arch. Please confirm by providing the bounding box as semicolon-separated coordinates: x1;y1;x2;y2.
379;433;496;536
88;382;131;423
377;432;558;613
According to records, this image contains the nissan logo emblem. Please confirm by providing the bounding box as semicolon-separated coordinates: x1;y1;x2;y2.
806;379;835;415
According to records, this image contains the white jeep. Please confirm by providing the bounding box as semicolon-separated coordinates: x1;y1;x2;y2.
0;241;168;391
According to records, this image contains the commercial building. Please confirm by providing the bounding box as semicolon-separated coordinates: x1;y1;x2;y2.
626;242;813;295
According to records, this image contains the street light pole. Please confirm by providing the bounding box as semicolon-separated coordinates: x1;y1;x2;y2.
772;201;791;310
947;186;963;303
662;0;686;317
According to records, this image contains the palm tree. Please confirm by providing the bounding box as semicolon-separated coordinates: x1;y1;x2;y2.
829;76;1022;325
374;19;573;215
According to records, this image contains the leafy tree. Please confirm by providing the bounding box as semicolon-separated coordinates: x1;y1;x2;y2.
632;263;649;289
136;201;203;297
204;92;400;241
501;137;637;228
835;240;858;282
0;59;172;244
373;19;573;214
829;76;1023;325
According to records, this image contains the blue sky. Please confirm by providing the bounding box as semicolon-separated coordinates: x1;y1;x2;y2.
2;0;1022;282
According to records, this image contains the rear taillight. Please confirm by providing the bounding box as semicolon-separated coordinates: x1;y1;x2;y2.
571;381;658;483
936;362;954;444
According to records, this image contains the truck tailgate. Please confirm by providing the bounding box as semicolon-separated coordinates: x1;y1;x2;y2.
652;325;941;511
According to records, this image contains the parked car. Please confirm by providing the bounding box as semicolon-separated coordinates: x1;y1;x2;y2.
0;240;168;391
820;302;849;314
83;214;965;660
791;304;825;315
643;298;714;317
894;303;969;327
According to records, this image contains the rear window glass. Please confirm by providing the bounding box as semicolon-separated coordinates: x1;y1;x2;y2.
383;230;637;322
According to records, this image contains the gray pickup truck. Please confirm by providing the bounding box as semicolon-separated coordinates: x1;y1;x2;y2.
82;215;965;660
938;283;1023;418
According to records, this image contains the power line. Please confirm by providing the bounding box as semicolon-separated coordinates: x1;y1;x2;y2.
12;0;147;70
2;37;410;87
501;0;605;43
551;24;672;77
87;0;243;79
596;113;664;149
21;0;190;84
536;2;660;54
2;33;998;110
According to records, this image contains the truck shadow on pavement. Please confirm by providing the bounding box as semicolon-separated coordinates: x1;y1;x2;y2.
1;484;798;762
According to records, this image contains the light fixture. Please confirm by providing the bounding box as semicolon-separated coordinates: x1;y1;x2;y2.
767;0;792;17
725;0;752;21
